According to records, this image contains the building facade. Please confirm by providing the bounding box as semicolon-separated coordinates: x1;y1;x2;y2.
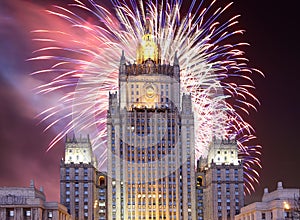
235;182;300;220
97;171;107;220
106;19;196;219
198;138;244;220
60;135;100;220
196;170;205;220
0;181;71;220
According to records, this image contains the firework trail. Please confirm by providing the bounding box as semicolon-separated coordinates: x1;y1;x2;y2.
30;0;262;193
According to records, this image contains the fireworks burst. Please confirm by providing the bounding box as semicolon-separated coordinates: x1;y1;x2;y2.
30;0;262;193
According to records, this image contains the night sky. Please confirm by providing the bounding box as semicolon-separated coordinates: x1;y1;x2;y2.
0;0;299;204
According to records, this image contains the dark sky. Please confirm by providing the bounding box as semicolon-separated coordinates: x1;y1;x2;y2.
0;0;299;204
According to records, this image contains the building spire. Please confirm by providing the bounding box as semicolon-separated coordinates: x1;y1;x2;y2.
136;5;160;64
120;50;125;64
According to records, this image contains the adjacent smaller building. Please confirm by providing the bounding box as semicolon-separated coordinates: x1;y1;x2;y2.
60;135;99;220
235;182;300;220
197;138;244;220
60;135;107;220
0;180;71;220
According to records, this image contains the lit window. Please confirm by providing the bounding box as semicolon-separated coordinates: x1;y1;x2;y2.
25;210;31;217
9;210;14;217
48;211;53;218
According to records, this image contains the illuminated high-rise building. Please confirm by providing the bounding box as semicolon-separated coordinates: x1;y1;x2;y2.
106;19;196;219
60;135;99;220
198;138;244;220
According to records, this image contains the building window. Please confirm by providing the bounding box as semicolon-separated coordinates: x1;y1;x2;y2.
7;210;14;217
284;211;292;218
24;209;31;217
262;212;266;219
48;211;53;218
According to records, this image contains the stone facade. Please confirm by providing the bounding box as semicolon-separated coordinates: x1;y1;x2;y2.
198;138;244;220
60;135;101;220
235;182;300;220
107;21;196;219
97;172;107;220
0;181;71;220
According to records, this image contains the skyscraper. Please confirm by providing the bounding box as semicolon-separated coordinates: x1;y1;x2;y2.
107;19;196;219
198;138;244;220
60;135;99;220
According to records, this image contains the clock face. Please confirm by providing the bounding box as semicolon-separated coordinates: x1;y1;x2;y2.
146;85;155;98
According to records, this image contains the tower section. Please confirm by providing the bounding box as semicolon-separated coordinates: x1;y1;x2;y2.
107;29;196;219
60;135;99;220
198;138;244;220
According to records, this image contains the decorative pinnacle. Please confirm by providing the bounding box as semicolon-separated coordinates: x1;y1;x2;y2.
174;51;179;66
120;50;125;61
